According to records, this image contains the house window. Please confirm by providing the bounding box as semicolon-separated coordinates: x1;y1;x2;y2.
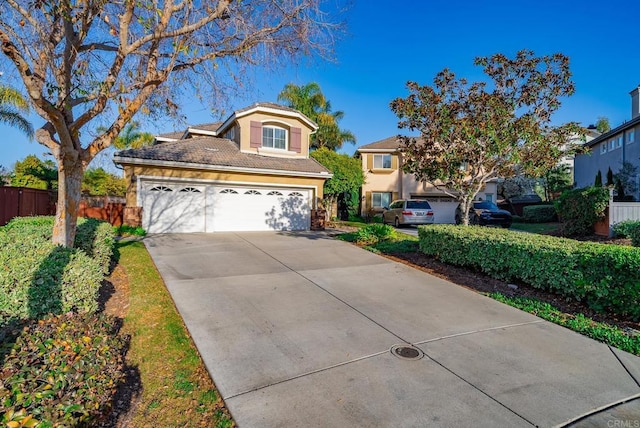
628;129;635;144
609;139;615;150
600;143;607;154
373;154;392;169
263;126;287;150
372;192;392;208
617;136;623;148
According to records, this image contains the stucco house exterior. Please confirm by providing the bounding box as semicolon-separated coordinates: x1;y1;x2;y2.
356;137;498;224
113;103;332;233
574;86;640;200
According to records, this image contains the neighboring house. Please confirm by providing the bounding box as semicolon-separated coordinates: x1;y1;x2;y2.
559;127;600;182
113;103;332;233
356;137;498;224
574;86;640;200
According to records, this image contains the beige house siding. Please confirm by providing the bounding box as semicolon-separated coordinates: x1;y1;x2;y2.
235;112;314;156
359;150;499;220
122;164;325;208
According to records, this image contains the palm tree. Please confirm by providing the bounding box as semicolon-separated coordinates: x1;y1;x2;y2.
112;121;155;149
0;84;33;139
278;82;356;151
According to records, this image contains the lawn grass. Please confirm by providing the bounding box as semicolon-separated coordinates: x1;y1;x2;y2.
117;241;234;427
509;221;560;234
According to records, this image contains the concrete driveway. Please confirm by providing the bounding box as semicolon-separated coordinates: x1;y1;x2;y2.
144;232;640;427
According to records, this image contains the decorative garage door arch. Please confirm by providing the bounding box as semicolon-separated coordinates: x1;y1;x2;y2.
140;180;311;233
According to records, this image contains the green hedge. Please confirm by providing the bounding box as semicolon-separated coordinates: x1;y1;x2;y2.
523;205;557;223
418;225;640;320
0;216;115;325
0;313;127;426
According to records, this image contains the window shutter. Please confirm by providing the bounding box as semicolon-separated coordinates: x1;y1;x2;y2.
391;155;399;170
250;121;262;148
364;191;372;213
290;127;302;153
366;154;373;170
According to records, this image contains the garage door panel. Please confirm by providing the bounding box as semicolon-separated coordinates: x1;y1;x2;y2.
142;182;310;233
142;183;206;233
211;187;310;232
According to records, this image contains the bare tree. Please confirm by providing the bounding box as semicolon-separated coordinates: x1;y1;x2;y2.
1;0;344;246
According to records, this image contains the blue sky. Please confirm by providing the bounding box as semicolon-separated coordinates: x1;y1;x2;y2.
3;0;640;172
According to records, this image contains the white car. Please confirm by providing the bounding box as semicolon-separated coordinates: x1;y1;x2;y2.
382;199;435;227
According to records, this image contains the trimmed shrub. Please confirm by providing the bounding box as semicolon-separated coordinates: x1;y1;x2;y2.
555;186;609;236
354;224;397;245
0;216;114;325
75;218;115;273
0;313;127;426
523;205;557;223
418;225;640;320
0;233;103;325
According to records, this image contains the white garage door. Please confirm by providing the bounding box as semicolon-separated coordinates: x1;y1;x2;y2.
141;181;311;233
209;186;310;232
142;183;206;233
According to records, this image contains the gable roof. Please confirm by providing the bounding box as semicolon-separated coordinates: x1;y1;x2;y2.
114;136;331;178
217;102;317;135
357;136;401;152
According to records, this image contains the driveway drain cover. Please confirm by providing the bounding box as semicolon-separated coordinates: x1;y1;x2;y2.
390;344;424;360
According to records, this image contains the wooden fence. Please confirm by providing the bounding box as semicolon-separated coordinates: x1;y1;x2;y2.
78;201;124;227
0;186;56;226
1;187;125;227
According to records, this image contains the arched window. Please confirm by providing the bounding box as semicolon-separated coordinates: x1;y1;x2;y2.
150;186;172;192
245;190;261;195
267;191;283;196
220;189;238;194
179;187;201;193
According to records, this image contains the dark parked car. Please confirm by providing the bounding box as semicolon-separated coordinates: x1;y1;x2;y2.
455;201;512;228
382;199;435;227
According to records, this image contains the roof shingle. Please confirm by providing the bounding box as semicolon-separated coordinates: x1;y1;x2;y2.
115;136;330;175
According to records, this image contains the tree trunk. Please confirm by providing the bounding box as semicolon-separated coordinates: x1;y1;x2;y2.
52;158;84;247
459;197;472;226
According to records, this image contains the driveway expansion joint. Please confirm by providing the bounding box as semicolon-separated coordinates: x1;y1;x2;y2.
609;346;640;388
554;393;640;427
413;320;545;347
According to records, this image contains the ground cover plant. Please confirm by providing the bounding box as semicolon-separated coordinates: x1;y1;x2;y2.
0;313;127;426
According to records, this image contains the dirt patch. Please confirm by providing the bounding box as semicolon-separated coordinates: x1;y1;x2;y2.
97;265;141;428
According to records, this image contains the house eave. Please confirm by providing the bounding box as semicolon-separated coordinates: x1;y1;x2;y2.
584;115;640;148
113;156;332;179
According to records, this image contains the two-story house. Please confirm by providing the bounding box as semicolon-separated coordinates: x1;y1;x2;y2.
574;86;640;199
356;137;498;224
114;103;332;233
